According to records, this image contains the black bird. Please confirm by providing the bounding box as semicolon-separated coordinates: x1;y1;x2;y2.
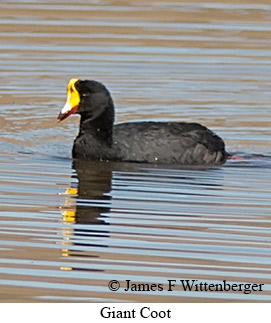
57;79;228;165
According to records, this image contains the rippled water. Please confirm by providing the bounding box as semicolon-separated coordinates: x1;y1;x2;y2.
0;0;271;302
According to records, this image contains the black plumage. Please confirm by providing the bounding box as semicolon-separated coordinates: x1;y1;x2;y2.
58;79;228;165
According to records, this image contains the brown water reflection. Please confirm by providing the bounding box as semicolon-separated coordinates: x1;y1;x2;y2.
0;0;271;302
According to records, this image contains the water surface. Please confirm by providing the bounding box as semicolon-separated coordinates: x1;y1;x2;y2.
0;0;271;302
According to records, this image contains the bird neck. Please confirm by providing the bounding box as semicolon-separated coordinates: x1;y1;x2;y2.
79;106;114;145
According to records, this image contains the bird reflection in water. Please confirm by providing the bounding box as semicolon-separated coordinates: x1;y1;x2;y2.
60;160;114;270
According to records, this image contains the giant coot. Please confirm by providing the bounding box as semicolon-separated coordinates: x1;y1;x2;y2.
57;79;228;165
